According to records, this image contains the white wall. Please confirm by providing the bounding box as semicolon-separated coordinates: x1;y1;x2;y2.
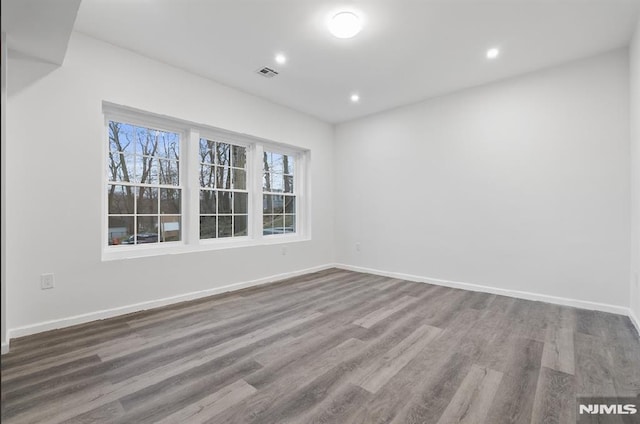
335;50;631;309
631;20;640;323
5;32;335;335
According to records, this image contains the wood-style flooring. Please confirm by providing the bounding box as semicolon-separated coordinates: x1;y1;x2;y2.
1;268;639;423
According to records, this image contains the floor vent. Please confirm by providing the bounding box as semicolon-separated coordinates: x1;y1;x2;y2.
257;67;279;78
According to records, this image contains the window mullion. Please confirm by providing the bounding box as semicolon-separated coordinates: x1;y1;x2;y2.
298;151;308;238
187;129;201;244
253;143;264;240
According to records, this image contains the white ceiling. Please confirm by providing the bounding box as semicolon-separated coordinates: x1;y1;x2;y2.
74;0;640;123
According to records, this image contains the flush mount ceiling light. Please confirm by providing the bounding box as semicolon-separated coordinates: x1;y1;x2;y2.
329;11;362;39
486;47;500;59
350;93;360;102
275;53;287;65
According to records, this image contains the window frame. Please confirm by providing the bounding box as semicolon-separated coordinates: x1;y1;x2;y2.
102;103;310;261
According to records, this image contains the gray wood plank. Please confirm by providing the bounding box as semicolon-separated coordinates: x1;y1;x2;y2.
153;379;257;424
59;401;126;424
574;332;617;397
484;338;544;424
351;323;442;393
352;295;418;328
542;327;575;375
530;367;576;424
435;364;503;424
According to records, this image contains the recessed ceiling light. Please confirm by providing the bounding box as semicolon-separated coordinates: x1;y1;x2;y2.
275;53;287;65
486;48;500;59
350;94;360;102
329;12;362;39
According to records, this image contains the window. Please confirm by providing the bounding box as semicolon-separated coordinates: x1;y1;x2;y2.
103;104;308;259
199;139;249;239
263;151;296;235
107;121;182;246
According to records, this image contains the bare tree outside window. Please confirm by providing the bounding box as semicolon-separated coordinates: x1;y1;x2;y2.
199;138;248;240
107;121;181;246
263;151;296;235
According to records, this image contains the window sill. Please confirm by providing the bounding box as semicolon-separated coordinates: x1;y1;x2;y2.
102;234;310;261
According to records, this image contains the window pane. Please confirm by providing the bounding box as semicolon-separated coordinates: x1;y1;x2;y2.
273;214;285;232
273;195;284;214
284;175;294;193
270;152;284;173
271;173;284;192
200;216;217;239
156;131;180;159
216;166;231;189
232;145;246;168
138;187;158;214
200;164;215;188
200;190;216;214
108;185;134;214
137;126;168;157
263;194;274;214
161;216;181;242
108;123;133;178
263;173;272;192
234;192;248;214
263;152;272;173
263;214;274;235
137;216;159;243
108;153;134;182
283;155;294;175
217;143;231;166
160;189;181;214
108;216;133;245
218;216;232;238
200;139;216;164
219;192;233;214
285;215;296;233
264;214;285;236
158;159;179;186
136;156;157;184
284;196;295;214
109;122;134;157
233;169;246;190
234;215;248;236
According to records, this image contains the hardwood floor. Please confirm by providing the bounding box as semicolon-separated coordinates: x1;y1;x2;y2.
1;268;639;424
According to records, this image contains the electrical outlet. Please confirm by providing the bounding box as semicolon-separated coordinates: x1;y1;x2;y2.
41;273;55;290
281;245;288;256
355;242;361;252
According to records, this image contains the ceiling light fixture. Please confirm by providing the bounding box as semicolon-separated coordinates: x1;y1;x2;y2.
329;11;362;39
275;53;287;65
486;48;500;59
350;93;360;102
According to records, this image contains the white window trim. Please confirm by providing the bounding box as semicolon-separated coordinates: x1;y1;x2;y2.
102;102;310;261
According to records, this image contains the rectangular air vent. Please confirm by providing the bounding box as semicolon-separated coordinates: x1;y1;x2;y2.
257;67;279;78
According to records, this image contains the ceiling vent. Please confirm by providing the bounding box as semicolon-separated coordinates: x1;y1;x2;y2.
257;67;279;78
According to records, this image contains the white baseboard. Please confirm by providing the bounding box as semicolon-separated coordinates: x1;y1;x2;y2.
629;309;640;337
335;263;631;316
6;262;638;344
7;264;335;340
